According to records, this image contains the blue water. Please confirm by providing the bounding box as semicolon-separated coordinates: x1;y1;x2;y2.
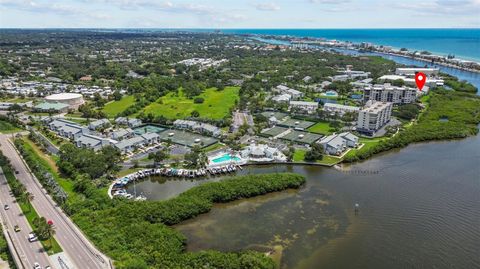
212;154;241;164
221;29;480;62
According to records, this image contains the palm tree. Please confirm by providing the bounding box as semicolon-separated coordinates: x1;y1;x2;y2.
23;192;34;212
45;222;56;249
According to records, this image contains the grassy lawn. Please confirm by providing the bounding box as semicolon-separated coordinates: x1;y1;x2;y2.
202;142;226;152
141;87;239;119
0;97;34;103
102;95;135;118
21;138;75;197
116;168;143;178
307;121;334;135
18;202;63;255
0;120;21;134
64;117;88;124
293;149;341;165
344;137;387;158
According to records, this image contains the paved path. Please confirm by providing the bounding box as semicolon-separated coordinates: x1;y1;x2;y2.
0;167;51;268
0;134;111;269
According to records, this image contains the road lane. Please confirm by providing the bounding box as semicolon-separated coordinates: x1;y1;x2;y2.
0;167;51;268
0;135;110;269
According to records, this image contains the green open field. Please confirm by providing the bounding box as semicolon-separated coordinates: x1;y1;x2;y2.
0;120;21;134
344;137;388;159
22;138;75;197
142;87;239;119
307;121;334;135
102;95;135;118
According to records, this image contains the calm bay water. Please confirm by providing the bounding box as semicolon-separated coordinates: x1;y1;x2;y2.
129;132;480;269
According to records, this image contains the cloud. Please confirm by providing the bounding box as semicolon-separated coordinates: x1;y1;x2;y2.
395;0;480;15
0;0;111;19
254;2;280;11
309;0;351;4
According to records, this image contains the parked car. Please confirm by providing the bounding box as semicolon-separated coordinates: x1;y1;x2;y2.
4;204;9;210
28;232;37;242
14;225;20;232
45;266;51;269
33;262;41;269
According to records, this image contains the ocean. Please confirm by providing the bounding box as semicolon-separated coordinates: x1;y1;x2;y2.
219;29;480;62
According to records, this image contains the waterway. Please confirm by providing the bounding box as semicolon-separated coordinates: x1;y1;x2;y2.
128;131;480;269
125;38;480;268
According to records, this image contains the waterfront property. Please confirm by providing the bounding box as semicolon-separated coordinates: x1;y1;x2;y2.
356;101;393;135
318;132;359;156
363;83;418;104
240;144;287;162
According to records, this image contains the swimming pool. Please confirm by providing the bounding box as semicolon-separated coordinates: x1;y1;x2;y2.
211;154;241;163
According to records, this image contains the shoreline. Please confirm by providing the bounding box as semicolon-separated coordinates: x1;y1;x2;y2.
245;34;480;74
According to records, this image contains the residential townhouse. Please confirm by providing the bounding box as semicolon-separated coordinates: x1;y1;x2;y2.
289;101;319;114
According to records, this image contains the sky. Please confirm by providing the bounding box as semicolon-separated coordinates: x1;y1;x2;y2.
0;0;479;28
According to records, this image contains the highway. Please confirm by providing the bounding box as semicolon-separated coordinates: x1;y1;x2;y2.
0;167;51;268
0;134;110;269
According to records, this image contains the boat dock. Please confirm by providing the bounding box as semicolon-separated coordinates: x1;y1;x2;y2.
109;164;242;199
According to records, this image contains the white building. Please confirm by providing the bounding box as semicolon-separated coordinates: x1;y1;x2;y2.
271;93;291;103
318;132;359;156
323;103;360;115
88;119;110;131
240;144;287;162
75;134;111;151
357;101;393;135
395;68;439;76
173;119;221;137
274;85;304;100
289;101;319;114
363;84;418;104
378;74;442;88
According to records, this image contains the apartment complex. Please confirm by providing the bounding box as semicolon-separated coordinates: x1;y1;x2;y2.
356;101;393;135
363;83;417;104
323;103;360;115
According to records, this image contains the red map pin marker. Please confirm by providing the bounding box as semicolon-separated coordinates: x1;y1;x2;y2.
415;72;426;91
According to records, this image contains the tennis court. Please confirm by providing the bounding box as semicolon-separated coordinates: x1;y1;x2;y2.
261;126;289;137
277;118;315;130
157;129;218;148
280;130;323;144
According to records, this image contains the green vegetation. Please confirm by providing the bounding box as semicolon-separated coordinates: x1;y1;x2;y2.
202;142;226;152
0;120;20;134
0;151;62;255
344;89;480;162
443;74;478;93
72;173;304;269
0;224;16;269
393;103;421;121
102;95;135;118
293;149;341;165
141;87;239;120
307;121;334;135
14;138;71;203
